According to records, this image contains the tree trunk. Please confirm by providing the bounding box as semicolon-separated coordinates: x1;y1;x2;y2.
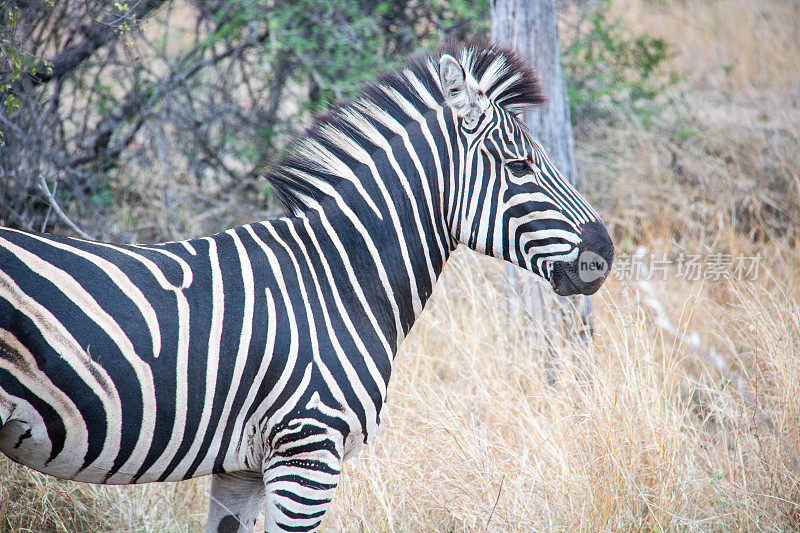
491;0;593;351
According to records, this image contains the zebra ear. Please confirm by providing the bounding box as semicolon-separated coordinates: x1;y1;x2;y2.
438;54;489;126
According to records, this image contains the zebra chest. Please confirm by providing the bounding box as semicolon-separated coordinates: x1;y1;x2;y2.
252;370;377;467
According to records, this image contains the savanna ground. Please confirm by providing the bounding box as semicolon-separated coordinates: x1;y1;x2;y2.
2;0;800;530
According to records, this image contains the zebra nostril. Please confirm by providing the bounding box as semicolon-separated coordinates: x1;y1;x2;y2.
578;220;614;270
567;220;614;290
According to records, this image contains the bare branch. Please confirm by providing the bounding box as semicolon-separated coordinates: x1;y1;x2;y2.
12;0;168;87
36;173;94;240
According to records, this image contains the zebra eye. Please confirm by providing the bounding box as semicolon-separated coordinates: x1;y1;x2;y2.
505;160;529;174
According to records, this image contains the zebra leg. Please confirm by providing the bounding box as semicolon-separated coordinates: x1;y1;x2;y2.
206;470;266;533
262;438;342;532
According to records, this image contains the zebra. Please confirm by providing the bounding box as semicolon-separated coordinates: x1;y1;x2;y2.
0;40;613;532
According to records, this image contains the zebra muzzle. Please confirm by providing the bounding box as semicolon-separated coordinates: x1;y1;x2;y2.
549;220;614;296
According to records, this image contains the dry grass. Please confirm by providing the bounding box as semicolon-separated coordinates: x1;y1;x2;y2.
0;463;208;532
326;249;800;531
2;0;800;530
613;0;800;101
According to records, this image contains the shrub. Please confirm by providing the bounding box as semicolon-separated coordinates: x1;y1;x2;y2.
562;0;677;123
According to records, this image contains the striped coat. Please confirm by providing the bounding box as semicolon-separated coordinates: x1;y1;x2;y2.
0;40;612;532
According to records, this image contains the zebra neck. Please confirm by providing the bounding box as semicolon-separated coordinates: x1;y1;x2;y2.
285;129;455;354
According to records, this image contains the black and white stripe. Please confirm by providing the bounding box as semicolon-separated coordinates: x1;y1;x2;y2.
0;40;612;532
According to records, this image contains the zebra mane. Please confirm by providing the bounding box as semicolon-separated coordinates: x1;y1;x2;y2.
265;39;544;215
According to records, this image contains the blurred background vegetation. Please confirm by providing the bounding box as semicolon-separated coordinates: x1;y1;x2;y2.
0;0;489;240
0;0;678;242
2;0;800;531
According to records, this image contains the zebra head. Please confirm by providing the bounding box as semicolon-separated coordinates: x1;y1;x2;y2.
438;44;614;296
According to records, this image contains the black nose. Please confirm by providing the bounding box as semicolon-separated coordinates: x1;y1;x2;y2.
549;220;614;296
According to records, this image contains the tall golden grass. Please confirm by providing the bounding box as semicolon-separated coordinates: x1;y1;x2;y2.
2;0;799;530
613;0;800;99
326;251;800;530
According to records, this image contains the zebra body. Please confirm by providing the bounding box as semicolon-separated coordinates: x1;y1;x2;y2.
0;41;613;532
